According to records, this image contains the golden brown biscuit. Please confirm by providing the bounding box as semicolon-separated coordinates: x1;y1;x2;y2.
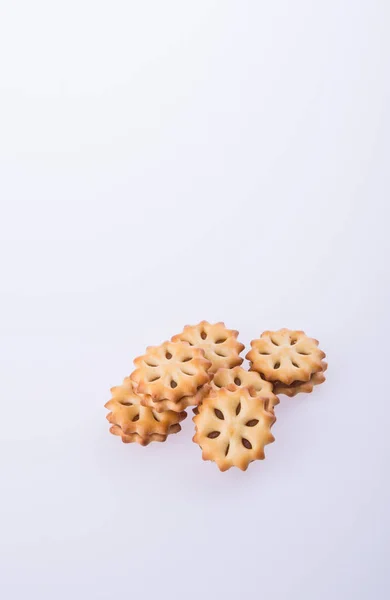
140;384;210;413
171;321;245;374
105;377;187;445
273;361;328;397
246;328;325;385
193;386;275;471
130;341;211;403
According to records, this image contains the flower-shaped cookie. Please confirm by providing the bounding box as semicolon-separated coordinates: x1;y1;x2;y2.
273;361;328;397
171;321;245;374
211;366;279;410
193;386;275;471
246;329;325;385
130;341;211;404
105;377;187;445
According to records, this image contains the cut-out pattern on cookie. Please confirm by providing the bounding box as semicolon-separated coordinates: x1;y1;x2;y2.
172;321;245;374
193;386;275;471
131;341;211;403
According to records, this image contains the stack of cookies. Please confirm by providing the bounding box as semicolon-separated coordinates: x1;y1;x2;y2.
246;329;327;398
105;322;327;471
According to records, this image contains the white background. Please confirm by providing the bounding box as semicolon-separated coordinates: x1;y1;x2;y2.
1;1;389;599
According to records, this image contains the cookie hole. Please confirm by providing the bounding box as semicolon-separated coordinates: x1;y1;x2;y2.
207;431;220;439
119;400;132;406
132;414;140;422
170;380;177;389
297;351;310;355
225;443;230;456
145;361;158;367
181;356;191;362
215;351;227;358
235;402;241;416
214;381;222;388
152;411;160;422
165;352;172;360
242;438;252;449
180;368;194;376
201;331;207;340
292;361;299;368
214;409;224;420
290;339;297;345
259;351;270;355
215;338;227;344
148;375;161;382
274;362;281;370
234;377;241;386
246;419;259;427
271;337;279;346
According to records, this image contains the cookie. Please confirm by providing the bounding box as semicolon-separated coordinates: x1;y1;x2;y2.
273;361;328;397
210;366;279;411
171;321;245;374
130;341;211;404
105;377;187;445
246;328;325;385
193;386;275;471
